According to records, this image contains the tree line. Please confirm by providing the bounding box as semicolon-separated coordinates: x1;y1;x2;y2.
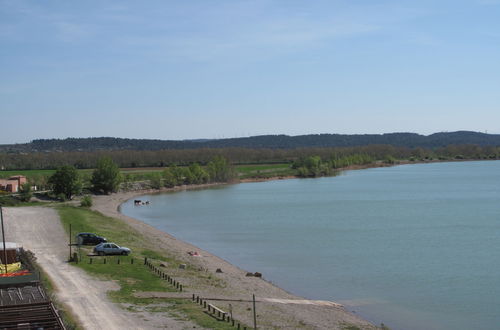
46;155;236;200
3;131;500;153
1;144;500;171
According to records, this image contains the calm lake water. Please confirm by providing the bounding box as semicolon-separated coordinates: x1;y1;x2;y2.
121;161;500;330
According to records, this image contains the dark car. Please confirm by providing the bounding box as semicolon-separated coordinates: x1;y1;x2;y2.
93;242;131;256
76;232;107;245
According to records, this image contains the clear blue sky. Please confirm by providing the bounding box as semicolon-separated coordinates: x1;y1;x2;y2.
1;0;500;144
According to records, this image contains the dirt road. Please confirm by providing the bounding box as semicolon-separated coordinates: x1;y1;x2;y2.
2;207;188;330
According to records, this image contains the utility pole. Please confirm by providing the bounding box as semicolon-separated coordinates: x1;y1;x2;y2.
1;206;8;274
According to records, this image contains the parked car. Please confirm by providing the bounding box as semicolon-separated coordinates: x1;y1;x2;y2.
93;242;131;256
76;232;107;245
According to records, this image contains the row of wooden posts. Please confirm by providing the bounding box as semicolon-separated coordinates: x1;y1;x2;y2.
144;257;183;292
72;252;135;265
192;294;251;329
143;258;252;329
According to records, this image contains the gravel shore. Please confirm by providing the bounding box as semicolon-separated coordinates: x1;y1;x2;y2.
91;184;378;330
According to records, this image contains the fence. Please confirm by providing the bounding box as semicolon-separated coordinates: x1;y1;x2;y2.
144;257;183;291
144;258;251;329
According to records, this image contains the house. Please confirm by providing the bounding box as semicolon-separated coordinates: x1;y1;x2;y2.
0;175;27;193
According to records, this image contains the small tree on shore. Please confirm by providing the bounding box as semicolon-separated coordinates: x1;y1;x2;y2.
48;165;82;200
19;182;33;202
91;157;122;194
207;156;235;182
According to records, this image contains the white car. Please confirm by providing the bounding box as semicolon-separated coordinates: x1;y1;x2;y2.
93;242;131;256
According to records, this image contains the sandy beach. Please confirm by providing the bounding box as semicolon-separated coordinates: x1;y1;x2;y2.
91;182;379;329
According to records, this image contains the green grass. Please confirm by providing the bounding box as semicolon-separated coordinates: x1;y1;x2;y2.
0;168;162;182
78;256;177;304
1;164;295;183
0;169;57;178
56;205;246;329
235;163;295;179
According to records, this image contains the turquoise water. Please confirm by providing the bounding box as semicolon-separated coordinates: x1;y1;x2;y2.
121;161;500;330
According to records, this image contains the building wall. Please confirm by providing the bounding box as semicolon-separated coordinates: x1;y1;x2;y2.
0;176;26;192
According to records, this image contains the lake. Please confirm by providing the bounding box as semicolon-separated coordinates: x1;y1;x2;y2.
120;160;500;330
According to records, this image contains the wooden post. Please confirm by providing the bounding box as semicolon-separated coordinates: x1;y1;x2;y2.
192;294;195;301
253;294;257;330
144;257;147;265
117;258;120;265
68;223;72;262
180;284;183;292
104;258;106;264
131;258;134;264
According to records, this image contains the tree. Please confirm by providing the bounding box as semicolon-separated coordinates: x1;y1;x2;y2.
19;182;33;202
91;157;122;194
149;172;163;189
188;163;209;184
162;168;178;188
207;156;235;182
48;165;82;200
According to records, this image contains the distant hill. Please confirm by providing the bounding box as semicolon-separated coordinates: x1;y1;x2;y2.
1;131;499;153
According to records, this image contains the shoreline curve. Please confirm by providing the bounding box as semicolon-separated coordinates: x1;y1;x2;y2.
90;177;380;329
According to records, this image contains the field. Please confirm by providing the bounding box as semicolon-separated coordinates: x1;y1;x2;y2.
0;163;294;181
234;163;294;179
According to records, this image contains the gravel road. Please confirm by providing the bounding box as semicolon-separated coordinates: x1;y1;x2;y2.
1;207;189;330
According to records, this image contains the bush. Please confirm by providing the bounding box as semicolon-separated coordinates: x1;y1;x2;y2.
0;195;21;206
80;195;93;208
19;183;33;202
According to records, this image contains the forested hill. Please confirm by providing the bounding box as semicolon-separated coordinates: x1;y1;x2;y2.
2;131;500;153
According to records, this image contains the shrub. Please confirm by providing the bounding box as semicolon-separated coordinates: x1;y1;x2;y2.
80;195;93;208
19;183;33;202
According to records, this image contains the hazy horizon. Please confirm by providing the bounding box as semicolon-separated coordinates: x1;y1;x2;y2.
3;129;497;146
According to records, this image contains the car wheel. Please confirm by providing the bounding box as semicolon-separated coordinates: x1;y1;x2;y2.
98;251;104;256
121;251;128;256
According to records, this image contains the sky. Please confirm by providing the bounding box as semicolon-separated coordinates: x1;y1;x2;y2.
1;0;500;144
